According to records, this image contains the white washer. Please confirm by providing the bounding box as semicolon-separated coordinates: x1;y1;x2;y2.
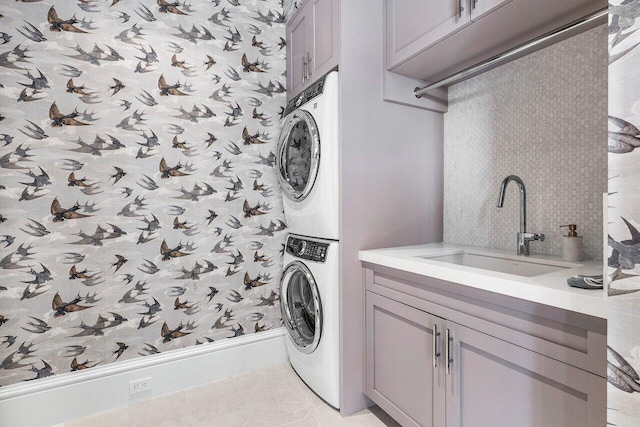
280;234;339;408
277;71;339;240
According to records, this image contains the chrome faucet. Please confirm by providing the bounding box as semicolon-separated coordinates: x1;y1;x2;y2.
496;175;545;256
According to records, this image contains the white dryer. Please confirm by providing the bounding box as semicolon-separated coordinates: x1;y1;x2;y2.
277;71;339;240
280;234;339;409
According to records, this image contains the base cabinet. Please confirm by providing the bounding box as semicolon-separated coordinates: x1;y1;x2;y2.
446;321;605;427
365;290;606;427
366;292;445;427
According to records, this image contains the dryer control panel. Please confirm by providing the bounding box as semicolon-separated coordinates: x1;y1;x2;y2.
284;73;327;116
286;236;329;263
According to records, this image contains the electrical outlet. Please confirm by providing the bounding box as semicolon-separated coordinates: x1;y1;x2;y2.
129;377;152;395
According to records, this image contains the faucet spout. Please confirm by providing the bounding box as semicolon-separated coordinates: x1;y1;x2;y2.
496;175;526;234
496;175;543;255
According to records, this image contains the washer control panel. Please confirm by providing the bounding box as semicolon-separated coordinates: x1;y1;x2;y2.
286;235;329;263
283;73;327;116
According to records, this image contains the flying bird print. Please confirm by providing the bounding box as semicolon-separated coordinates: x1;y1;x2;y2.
243;200;267;218
0;0;286;387
19;68;49;90
161;321;190;343
157;0;189;15
113;342;129;360
66;78;92;95
52;292;93;318
70;357;98;371
51;198;92;222
47;6;88;34
159;157;190;178
109;78;125;96
111;167;126;184
112;255;128;272
243;272;267;290
609;116;640;154
69;265;95;280
242;53;265;72
158;74;188;96
17;22;45;43
49;102;90;127
160;240;191;260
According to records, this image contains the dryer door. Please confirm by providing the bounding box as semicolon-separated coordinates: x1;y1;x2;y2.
276;109;320;202
280;260;323;354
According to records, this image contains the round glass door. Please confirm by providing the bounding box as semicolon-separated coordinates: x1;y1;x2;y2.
276;109;320;202
280;261;322;354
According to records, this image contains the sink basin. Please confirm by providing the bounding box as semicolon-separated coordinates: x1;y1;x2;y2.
418;252;577;277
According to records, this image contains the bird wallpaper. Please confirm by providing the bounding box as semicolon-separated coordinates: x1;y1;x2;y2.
0;0;287;387
608;0;640;424
283;0;301;18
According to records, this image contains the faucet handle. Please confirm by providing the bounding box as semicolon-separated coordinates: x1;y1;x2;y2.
522;232;545;242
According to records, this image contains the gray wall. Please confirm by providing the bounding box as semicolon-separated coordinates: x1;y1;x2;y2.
443;25;607;260
0;0;285;387
339;0;444;415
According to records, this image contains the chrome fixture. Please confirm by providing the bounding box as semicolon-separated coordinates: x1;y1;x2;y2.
496;175;544;256
414;8;607;98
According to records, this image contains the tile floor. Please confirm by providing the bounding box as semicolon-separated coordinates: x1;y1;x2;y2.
58;363;400;427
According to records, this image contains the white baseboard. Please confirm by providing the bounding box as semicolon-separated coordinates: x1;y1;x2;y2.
0;328;288;427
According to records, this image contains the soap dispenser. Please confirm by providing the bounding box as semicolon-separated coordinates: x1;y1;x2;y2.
560;224;584;262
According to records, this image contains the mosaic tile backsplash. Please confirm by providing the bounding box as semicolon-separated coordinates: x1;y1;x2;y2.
443;26;608;260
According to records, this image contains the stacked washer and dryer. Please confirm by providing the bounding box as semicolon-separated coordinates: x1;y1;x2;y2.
276;71;340;408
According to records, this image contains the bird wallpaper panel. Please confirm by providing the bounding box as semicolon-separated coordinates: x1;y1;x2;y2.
282;0;302;20
0;0;287;387
608;0;640;424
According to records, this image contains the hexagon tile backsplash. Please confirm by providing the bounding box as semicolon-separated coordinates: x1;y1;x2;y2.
443;25;607;260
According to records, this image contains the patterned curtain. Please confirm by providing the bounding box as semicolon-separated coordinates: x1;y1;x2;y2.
608;1;640;424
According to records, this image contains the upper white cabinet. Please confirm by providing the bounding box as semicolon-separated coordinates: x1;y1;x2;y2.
288;11;308;98
286;0;339;101
386;0;606;83
386;0;473;69
469;0;513;21
386;0;513;70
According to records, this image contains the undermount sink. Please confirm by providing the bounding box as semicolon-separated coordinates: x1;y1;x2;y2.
418;251;579;277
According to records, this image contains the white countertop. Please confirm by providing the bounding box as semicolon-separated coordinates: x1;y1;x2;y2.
359;243;607;319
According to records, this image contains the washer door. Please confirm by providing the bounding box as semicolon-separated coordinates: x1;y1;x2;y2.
280;261;322;354
276;109;320;202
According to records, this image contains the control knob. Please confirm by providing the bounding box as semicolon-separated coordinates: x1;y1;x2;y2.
296;240;307;256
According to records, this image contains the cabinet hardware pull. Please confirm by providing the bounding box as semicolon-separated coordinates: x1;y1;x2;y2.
472;0;478;10
458;0;464;18
302;55;307;83
433;324;441;368
445;328;453;375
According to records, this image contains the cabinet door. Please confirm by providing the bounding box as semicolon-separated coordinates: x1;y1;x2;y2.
366;292;445;427
445;321;606;427
386;0;472;69
309;0;339;80
286;8;309;97
469;0;512;21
